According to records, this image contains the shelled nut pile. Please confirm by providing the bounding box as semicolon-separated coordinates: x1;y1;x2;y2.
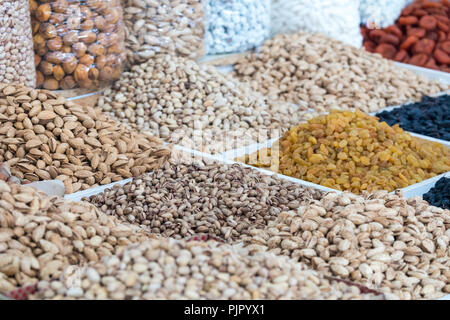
30;239;386;300
233;32;448;113
0;163;26;185
244;191;450;300
85;159;323;242
0;182;152;292
97;54;314;154
121;0;205;64
238;110;450;193
0;84;171;194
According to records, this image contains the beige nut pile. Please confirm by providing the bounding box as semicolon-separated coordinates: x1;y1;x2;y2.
0;84;171;194
0;0;36;87
97;54;313;154
30;238;386;300
122;0;205;64
244;191;450;300
233;32;448;113
85;159;323;242
0;181;153;292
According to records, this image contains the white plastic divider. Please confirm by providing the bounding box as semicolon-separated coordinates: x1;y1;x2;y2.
64;178;132;202
394;62;450;85
401;172;449;200
65;90;103;101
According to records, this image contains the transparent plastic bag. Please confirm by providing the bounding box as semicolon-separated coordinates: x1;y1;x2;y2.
0;0;36;87
30;0;125;90
271;0;363;48
205;0;271;55
121;0;205;65
360;0;408;29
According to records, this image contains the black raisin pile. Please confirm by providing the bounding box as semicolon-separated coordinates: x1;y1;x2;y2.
376;95;450;141
423;177;450;210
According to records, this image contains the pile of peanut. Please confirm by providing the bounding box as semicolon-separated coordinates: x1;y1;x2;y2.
85;158;323;242
97;54;314;154
233;32;448;113
30;238;386;300
0;181;153;292
244;191;450;300
0;84;171;194
362;0;450;72
237;110;450;193
30;0;125;90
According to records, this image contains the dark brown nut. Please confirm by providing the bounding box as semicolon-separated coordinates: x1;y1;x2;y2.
80;6;93;20
33;34;46;48
47;37;63;51
74;64;90;82
36;46;48;57
67;16;81;30
99;66;114;81
39;23;57;39
105;8;119;24
94;16;106;31
78;77;93;89
31;18;40;34
52;0;68;14
49;13;65;25
95;55;107;69
45;51;65;64
35;55;42;67
30;0;38;12
97;33;110;47
88;44;106;56
81;19;95;31
62;55;77;74
43;78;59;90
107;44;121;54
60;76;76;89
79;31;97;44
39;61;54;75
79;54;95;66
88;67;99;81
36;3;52;22
61;46;72;54
36;71;44;87
63;31;79;46
72;42;87;58
53;65;65;81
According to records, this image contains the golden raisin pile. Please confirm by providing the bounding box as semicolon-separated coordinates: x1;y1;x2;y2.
237;110;450;193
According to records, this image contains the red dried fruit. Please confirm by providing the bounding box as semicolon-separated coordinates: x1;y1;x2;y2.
437;21;449;32
401;36;419;50
380;34;400;45
407;27;426;38
425;31;438;41
434;49;450;64
363;41;377;53
419;15;438;30
375;43;397;59
438;31;447;42
409;53;429;66
385;25;403;38
413;39;435;55
369;29;386;41
399;16;419;25
413;9;428;17
360;26;370;39
401;6;414;16
394;50;408;62
441;41;450;54
423;1;443;9
425;57;440;70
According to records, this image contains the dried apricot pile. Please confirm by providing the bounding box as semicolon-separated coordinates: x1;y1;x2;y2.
237;110;450;193
361;0;450;72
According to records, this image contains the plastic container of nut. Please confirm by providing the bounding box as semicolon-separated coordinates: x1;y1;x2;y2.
205;0;271;55
29;0;125;91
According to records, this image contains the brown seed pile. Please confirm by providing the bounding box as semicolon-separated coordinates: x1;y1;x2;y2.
96;54;314;154
0;0;36;87
233;32;448;113
244;191;450;300
0;163;27;185
85;159;323;242
0;84;171;194
238;110;450;193
0;181;153;293
121;0;205;65
30;238;387;300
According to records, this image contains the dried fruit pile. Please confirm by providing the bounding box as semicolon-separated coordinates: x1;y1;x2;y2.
244;191;450;299
29;239;385;300
0;84;170;194
237;110;450;193
361;0;450;72
0;182;152;292
85;159;322;242
97;54;313;154
423;177;450;209
376;94;450;141
233;32;448;113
